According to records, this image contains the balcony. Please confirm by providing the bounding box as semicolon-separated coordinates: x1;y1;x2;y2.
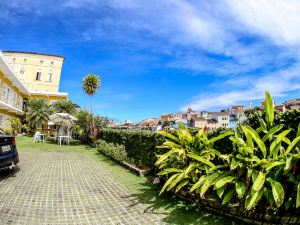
0;90;24;115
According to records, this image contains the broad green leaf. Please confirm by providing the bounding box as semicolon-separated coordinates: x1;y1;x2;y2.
190;175;206;192
229;136;246;146
155;149;182;165
235;181;246;199
243;126;267;158
167;173;184;191
159;174;178;195
297;123;300;137
245;188;264;210
175;180;189;193
286;136;300;154
262;125;283;142
267;178;285;208
200;179;212;197
188;153;215;168
282;137;292;146
196;128;206;138
296;182;300;208
230;157;239;170
209;131;234;144
259;119;267;133
199;173;220;197
222;189;235;205
284;156;292;172
158;168;183;175
264;161;285;172
270;130;291;156
252;171;265;192
157;131;179;143
241;126;254;148
217;186;225;198
214;176;234;190
184;163;196;175
264;91;274;126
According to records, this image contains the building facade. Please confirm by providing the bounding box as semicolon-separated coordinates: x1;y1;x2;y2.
0;50;68;130
2;51;67;104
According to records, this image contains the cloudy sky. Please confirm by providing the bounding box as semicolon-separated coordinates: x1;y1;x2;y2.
1;0;300;121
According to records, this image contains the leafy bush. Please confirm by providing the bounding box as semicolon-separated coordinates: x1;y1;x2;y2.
98;129;165;167
73;109;109;143
156;92;300;214
97;140;127;162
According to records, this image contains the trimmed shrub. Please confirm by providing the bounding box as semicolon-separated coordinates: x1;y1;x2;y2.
97;140;128;162
98;129;165;168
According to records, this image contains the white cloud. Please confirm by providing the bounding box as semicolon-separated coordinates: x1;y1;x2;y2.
226;0;300;46
181;65;300;111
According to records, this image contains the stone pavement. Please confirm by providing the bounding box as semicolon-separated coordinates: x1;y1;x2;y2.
0;152;166;225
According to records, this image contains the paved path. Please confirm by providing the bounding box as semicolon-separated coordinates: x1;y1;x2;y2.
0;152;165;225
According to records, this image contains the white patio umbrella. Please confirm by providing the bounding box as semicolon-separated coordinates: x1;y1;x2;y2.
49;113;78;127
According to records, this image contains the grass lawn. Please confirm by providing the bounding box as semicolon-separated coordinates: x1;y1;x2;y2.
16;136;240;225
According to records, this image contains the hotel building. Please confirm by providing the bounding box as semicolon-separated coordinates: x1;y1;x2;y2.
0;50;68;130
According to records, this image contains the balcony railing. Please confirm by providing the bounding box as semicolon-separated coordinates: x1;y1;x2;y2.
0;90;23;111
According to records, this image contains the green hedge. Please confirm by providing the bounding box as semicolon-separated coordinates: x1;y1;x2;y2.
97;129;165;167
97;140;128;162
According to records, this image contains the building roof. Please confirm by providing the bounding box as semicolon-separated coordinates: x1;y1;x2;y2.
195;117;206;121
2;50;65;60
285;99;300;106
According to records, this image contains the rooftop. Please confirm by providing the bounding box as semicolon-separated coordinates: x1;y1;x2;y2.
2;50;65;60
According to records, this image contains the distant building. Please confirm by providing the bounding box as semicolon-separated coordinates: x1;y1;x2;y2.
284;99;300;110
211;112;230;128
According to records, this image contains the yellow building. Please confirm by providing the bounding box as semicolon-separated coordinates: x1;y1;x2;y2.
0;50;69;130
2;50;68;104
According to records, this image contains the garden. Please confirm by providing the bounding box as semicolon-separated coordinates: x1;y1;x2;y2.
9;80;300;224
93;92;300;224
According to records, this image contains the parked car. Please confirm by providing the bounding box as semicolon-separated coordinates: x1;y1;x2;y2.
0;129;19;171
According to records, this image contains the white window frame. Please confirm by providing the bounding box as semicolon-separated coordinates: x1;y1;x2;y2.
46;70;53;82
36;69;42;81
0;114;3;128
20;67;25;75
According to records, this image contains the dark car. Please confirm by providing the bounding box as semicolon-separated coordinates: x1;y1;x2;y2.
0;129;19;171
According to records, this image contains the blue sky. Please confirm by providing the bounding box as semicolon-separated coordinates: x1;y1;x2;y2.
1;0;300;122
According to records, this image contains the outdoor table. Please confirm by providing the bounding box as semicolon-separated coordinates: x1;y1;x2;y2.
58;136;70;146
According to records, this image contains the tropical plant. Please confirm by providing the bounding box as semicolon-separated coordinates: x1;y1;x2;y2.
8;117;21;134
73;109;108;143
52;100;79;115
156;124;233;195
82;74;101;139
25;98;52;132
191;92;300;210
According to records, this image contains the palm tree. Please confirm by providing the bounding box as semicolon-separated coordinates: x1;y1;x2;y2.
26;98;52;132
82;74;101;126
52;100;79;115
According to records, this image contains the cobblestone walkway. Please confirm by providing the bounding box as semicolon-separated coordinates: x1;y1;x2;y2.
0;152;166;225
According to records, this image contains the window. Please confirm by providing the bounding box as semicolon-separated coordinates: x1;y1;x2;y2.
20;67;25;75
0;114;3;127
46;70;53;82
18;96;23;110
1;85;7;101
36;70;42;81
6;87;11;103
13;91;17;106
